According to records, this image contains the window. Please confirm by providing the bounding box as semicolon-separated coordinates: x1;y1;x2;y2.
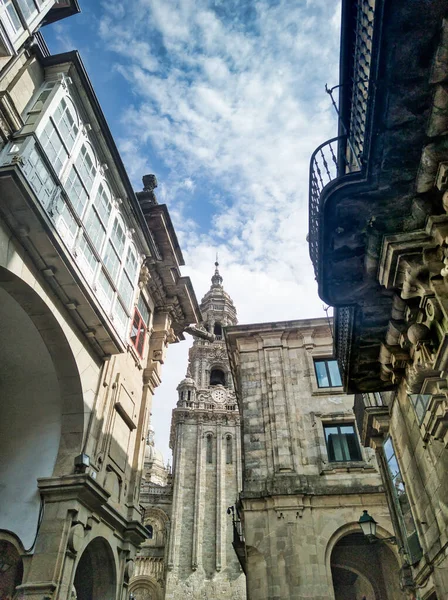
226;435;232;464
206;435;213;463
324;423;362;462
409;394;431;424
0;0;23;39
41;119;69;176
64;165;88;217
119;246;138;309
52;97;78;151
314;359;342;388
130;307;147;358
383;437;422;564
214;322;222;338
145;524;153;539
84;183;111;251
17;0;37;22
76;144;96;192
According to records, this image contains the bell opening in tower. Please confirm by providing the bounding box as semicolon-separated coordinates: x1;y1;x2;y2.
210;368;225;386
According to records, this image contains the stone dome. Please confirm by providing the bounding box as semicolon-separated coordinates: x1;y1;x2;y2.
145;443;165;468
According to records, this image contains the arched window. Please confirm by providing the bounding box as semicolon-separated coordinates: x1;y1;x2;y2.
145;524;153;539
214;322;222;337
187;390;191;401
206;434;213;463
226;435;232;464
210;368;225;386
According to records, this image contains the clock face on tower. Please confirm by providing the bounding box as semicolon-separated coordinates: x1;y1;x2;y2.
211;388;226;404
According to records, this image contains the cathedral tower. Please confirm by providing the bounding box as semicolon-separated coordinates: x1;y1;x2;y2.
165;263;246;600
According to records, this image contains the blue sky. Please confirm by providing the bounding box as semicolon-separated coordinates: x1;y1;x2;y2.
44;0;341;460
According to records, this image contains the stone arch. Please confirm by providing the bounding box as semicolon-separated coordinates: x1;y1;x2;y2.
73;536;117;600
0;267;85;550
143;508;169;546
209;363;226;386
325;521;398;569
327;528;405;600
0;531;24;599
129;575;163;600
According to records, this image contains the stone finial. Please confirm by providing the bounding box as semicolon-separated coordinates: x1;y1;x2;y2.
211;259;223;287
136;174;158;213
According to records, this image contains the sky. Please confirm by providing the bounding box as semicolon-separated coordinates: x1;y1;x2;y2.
44;0;341;462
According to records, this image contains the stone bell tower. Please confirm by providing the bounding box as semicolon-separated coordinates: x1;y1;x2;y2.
165;262;246;600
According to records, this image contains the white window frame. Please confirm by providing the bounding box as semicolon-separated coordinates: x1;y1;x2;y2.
24;79;143;340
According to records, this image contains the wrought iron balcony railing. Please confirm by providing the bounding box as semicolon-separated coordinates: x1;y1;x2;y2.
308;0;376;278
227;505;246;574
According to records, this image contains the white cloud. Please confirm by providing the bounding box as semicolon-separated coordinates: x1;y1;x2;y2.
97;0;341;461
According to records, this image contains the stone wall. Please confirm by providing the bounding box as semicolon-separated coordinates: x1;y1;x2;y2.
226;317;406;600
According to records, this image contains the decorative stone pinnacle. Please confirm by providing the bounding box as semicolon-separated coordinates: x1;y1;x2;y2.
186;363;192;378
211;257;223;287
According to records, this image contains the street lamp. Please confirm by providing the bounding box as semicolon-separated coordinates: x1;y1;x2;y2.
358;510;396;544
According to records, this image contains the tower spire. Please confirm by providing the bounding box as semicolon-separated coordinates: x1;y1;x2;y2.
211;255;223;287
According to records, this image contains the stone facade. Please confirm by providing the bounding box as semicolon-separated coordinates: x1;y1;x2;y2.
164;264;246;600
310;1;448;598
226;318;405;600
0;9;201;600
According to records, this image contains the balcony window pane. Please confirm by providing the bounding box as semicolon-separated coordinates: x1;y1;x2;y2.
94;184;112;224
57;204;78;243
113;300;128;337
41;120;68;175
0;0;23;38
84;208;105;250
65;166;87;216
97;269;114;311
137;295;150;325
110;218;126;254
118;272;133;309
53;97;78;151
103;241;120;281
17;0;37;22
77;235;98;280
76;144;96;192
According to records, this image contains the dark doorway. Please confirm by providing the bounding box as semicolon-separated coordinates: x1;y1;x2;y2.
0;539;23;598
74;538;116;600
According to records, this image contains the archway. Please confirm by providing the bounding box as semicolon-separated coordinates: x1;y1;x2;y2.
0;269;85;550
73;537;116;600
129;575;163;600
0;537;23;598
330;532;404;600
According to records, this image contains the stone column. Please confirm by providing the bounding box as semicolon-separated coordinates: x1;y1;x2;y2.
236;419;242;491
192;421;203;570
167;420;183;570
216;421;223;571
